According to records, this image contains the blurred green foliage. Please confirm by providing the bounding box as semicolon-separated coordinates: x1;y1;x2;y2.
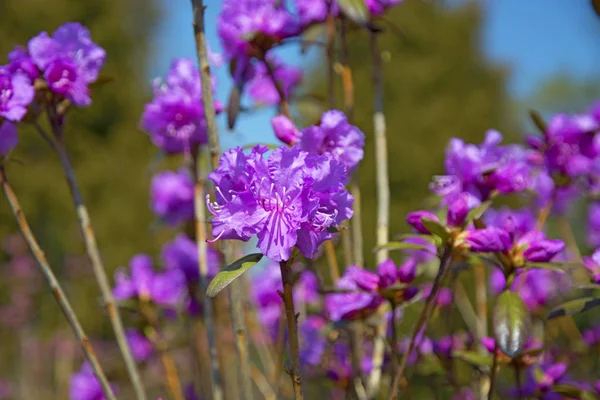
301;1;517;267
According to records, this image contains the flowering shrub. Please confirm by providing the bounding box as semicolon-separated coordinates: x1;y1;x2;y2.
3;2;600;400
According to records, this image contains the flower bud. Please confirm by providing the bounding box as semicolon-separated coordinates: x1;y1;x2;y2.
522;239;564;262
270;114;298;145
466;227;511;253
377;259;397;288
406;211;439;234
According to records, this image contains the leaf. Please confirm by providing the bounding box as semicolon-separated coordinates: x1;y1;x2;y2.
493;291;532;358
393;233;432;242
453;350;492;368
526;262;569;273
547;296;600;319
337;0;369;25
574;283;600;290
552;384;594;400
421;218;450;241
465;200;493;224
206;253;263;298
374;241;434;253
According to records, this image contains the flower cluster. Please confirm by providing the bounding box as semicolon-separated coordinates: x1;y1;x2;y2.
206;145;354;261
150;169;195;226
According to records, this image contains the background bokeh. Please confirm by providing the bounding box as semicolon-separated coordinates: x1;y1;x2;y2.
1;0;600;398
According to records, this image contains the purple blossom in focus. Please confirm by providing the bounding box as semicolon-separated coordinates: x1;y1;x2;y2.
126;329;153;362
161;233;221;284
0;66;34;121
150;169;195;225
113;254;185;306
70;362;116;400
141;58;222;153
296;110;365;173
28;22;105;106
247;58;302;105
206;145;353;262
0;121;18;155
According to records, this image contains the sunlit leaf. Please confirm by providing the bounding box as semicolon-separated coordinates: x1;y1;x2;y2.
465;200;493;224
206;253;263;298
493;291;532;358
374;241;434;253
547;296;600;319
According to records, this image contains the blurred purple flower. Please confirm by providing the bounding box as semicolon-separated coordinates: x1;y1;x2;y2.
8;46;38;81
271;114;299;145
247;58;302;105
583;248;600;284
161;233;221;284
587;202;600;247
113;254;185;306
365;0;404;15
28;22;105;106
296;0;337;26
70;362;116;400
0;121;18;155
296;110;365;173
141;58;222;153
0;66;34;121
299;315;327;366
150;169;195;225
126;329;153;362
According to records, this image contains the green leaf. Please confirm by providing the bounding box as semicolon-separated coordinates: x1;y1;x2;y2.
421;218;450;241
465;200;493;224
452;350;492;368
393;233;433;242
547;296;600;319
337;0;369;25
241;143;279;151
552;384;594;400
374;241;434;253
493;291;532;358
526;262;569;273
206;253;263;298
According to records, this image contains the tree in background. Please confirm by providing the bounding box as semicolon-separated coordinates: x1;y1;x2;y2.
302;1;515;265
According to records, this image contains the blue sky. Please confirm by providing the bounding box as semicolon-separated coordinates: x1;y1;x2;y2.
149;0;600;147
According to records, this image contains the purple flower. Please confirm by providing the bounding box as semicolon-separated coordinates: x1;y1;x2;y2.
326;266;382;321
447;192;478;227
126;329;153;362
141;58;222;153
28;22;106;106
521;361;568;396
70;362;116;400
113;254;185;306
217;0;299;58
299;315;326;366
406;211;439;234
587;202;600;247
0;122;18;155
251;261;319;336
296;0;337;26
466;227;511;253
271;114;298;145
0;67;34;121
377;259;398;288
296;110;365;173
432;130;532;203
365;0;404;15
522;239;565;262
584;248;600;283
247;58;302;105
7;46;38;81
161;234;221;284
207;145;353;261
150;169;195;225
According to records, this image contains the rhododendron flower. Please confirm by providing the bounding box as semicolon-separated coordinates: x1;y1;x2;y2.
28;22;105;106
296;110;365;173
141;58;222;153
247;58;302;105
113;254;185;306
7;46;38;82
206;145;353;261
150;169;195;225
126;329;153;362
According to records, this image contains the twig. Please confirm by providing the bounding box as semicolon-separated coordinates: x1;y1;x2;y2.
0;167;116;400
250;363;276;400
388;249;453;400
263;58;292;119
279;260;304;400
488;342;499;400
324;241;341;282
514;363;522;400
45;123;146;400
474;264;489;400
272;306;287;396
367;29;391;397
191;2;252;399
